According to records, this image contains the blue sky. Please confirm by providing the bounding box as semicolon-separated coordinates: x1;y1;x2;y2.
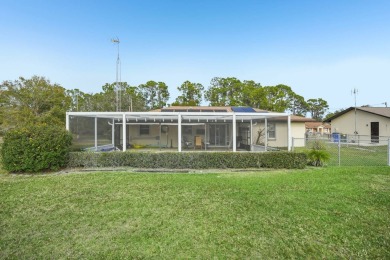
1;0;390;112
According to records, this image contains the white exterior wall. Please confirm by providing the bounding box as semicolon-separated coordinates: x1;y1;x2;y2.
126;125;181;148
291;122;307;147
126;125;164;147
331;110;390;137
253;121;306;147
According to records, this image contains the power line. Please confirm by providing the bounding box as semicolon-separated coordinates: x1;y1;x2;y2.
364;102;388;107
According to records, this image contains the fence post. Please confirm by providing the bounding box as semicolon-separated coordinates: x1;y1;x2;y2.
292;138;295;152
388;138;390;166
338;134;341;166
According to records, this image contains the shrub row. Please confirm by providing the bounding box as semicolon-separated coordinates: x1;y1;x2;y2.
68;151;307;169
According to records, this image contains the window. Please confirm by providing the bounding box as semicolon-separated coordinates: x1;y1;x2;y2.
267;122;276;139
196;128;205;135
140;125;150;135
161;125;169;133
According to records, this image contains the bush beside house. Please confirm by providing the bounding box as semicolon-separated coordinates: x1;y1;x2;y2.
1;125;72;173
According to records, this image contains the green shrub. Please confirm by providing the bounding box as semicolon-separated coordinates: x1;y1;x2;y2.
1;124;72;173
307;150;331;167
68;151;307;169
306;140;331;167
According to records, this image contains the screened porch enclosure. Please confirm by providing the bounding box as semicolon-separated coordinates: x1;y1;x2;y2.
66;111;292;152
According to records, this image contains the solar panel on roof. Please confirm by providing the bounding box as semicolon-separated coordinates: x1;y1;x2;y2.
231;107;255;112
161;108;229;112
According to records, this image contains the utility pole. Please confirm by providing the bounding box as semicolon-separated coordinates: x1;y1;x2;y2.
75;89;79;112
112;37;121;112
352;88;358;135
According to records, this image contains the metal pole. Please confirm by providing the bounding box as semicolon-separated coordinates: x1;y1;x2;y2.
159;122;161;150
122;113;126;151
112;119;115;146
232;114;236;152
287;115;291;151
112;38;120;112
292;138;295;152
65;112;69;131
204;123;207;151
178;114;182;152
95;117;98;151
118;46;121;111
338;134;341;166
76;90;79;111
250;120;253;151
352;88;358;135
265;118;268;151
388;138;390;166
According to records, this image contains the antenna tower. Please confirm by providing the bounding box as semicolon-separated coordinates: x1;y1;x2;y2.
111;37;121;111
352;88;358;134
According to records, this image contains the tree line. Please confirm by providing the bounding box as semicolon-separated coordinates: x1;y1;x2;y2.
0;75;329;133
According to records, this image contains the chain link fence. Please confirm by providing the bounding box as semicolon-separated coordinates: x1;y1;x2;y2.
292;134;390;166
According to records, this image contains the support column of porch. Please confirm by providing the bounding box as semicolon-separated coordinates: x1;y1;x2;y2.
250;120;253;151
265;118;268;151
66;112;69;131
112;119;115;146
232;114;236;152
178;114;182;152
159;122;162;150
122;113;127;151
204;124;207;151
95;117;98;151
287;115;291;151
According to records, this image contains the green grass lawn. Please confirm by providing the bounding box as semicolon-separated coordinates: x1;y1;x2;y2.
1;167;390;259
295;143;389;166
327;144;388;166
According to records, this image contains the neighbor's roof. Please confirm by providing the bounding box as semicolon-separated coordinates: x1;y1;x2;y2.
324;107;390;122
305;122;331;129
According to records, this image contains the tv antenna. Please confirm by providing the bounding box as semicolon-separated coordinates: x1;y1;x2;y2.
111;37;121;111
351;88;358;135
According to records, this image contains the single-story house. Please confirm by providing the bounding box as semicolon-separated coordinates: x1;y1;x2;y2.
66;106;313;152
324;106;390;143
305;122;331;136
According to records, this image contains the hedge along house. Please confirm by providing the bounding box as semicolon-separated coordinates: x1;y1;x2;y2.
66;106;292;152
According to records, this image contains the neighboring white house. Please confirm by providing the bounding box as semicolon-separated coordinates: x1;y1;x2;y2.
66;106;313;152
324;107;390;143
